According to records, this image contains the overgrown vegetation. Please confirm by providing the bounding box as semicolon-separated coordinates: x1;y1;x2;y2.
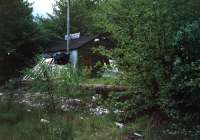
0;0;200;139
36;0;100;40
24;58;80;112
94;0;200;135
0;103;122;140
0;0;42;83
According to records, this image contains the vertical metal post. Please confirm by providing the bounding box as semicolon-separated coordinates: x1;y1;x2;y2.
66;0;70;54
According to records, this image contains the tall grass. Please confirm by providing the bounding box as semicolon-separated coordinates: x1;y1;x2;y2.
23;60;81;112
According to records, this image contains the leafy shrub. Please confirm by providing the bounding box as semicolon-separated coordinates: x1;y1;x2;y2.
160;20;200;134
95;0;200;136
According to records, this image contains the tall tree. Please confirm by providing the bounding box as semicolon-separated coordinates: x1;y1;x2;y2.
95;0;200;131
37;0;101;40
0;0;39;82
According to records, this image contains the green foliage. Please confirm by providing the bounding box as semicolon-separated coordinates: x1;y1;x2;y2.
94;0;200;134
83;77;121;85
0;103;74;140
46;119;74;140
36;0;100;40
70;114;121;140
0;112;18;124
0;103;122;140
0;0;199;137
0;0;35;54
160;19;200;134
0;103;27;125
0;0;41;82
24;58;80;112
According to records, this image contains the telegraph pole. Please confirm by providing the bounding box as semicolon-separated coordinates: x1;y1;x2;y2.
66;0;70;54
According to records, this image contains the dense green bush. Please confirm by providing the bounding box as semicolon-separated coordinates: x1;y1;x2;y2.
160;19;200;134
94;0;200;134
0;0;40;83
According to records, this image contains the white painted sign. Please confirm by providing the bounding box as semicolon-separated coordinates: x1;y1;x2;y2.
65;32;80;40
70;32;80;39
